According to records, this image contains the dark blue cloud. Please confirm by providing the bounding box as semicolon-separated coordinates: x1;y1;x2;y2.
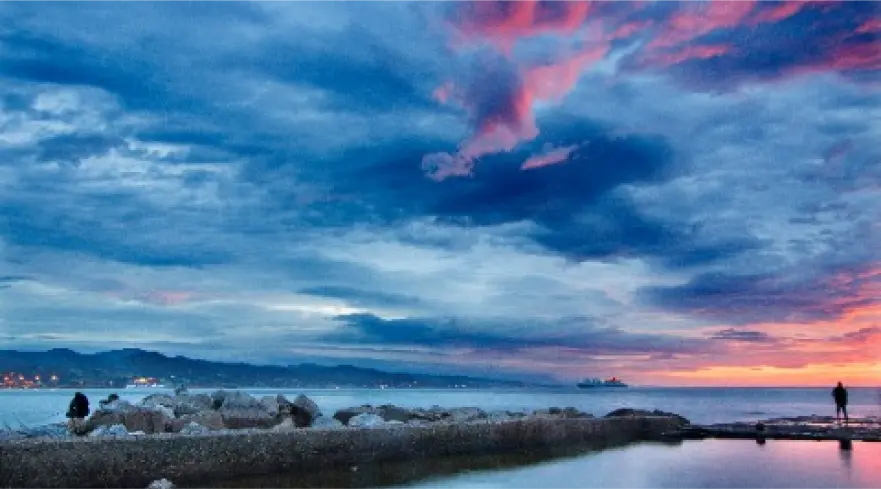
0;198;232;268
709;328;774;343
638;268;880;324
36;134;125;165
328;313;710;356
621;1;880;91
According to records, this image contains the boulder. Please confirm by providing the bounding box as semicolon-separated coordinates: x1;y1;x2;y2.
376;404;411;423
179;422;210;435
311;415;344;429
447;407;487;423
0;430;26;442
139;394;176;409
409;407;448;422
270;418;297;432
214;390;278;429
88;404;174;434
259;396;280;417
276;394;292;413
173;394;214;416
89;424;129;437
333;405;376;426
170;410;225;433
348;413;386;428
604;408;690;426
290;394;321;427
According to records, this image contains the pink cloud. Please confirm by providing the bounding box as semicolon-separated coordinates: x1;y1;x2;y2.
642;44;731;67
748;1;813;25
425;3;610;180
649;1;756;50
521;144;579;171
451;1;593;52
856;18;881;34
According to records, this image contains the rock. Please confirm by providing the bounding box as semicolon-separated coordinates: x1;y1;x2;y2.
603;408;690;426
259;396;280;417
333;406;376;426
189;411;225;430
147;478;176;489
173;394;214;416
88;405;174;434
376;404;411;423
217;391;263;410
290;394;321;427
98;393;121;408
276;394;292;413
179;422;210;435
348;413;386;428
488;411;514;421
310;415;344;429
214;391;277;429
89;424;129;437
409;407;448;422
139;395;176;409
532;409;552;418
0;430;26;442
562;407;588;418
446;407;487;423
101;400;138;413
270;418;297;432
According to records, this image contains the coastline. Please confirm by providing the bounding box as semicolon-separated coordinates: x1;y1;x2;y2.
0;416;681;489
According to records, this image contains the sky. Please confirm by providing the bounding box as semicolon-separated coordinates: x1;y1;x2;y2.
0;1;879;387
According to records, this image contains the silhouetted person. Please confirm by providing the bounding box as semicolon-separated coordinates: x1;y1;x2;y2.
66;392;90;435
832;382;848;424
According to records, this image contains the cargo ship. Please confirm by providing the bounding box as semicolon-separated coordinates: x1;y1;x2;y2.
576;377;628;388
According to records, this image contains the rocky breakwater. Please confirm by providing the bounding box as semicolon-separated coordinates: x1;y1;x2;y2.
670;415;881;442
0;394;687;488
86;389;324;436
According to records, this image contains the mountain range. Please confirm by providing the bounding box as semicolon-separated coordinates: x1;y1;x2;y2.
0;348;537;389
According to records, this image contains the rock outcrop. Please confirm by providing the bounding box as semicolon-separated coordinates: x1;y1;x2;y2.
604;408;690;426
289;394;322;427
86;401;174;434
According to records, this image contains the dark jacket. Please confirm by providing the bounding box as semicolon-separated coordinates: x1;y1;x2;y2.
832;386;847;406
67;392;90;418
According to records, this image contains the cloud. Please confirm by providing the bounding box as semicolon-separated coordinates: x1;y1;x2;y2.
327;313;711;356
709;328;775;343
639;264;881;324
521;144;578;170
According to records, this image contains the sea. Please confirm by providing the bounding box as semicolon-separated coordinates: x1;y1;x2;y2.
2;386;880;488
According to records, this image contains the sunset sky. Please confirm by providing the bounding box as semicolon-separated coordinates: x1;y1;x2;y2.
1;1;879;386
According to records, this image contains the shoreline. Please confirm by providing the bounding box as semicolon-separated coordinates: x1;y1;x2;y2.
0;416;681;488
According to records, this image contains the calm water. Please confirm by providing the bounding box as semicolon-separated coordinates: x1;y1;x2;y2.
210;440;880;489
1;386;879;428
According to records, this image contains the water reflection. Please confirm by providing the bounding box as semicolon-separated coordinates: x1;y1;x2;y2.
195;440;881;489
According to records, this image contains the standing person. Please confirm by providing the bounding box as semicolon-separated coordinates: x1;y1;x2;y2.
832;382;848;425
66;392;90;435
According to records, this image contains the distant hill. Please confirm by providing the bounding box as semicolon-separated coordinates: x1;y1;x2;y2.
0;348;535;389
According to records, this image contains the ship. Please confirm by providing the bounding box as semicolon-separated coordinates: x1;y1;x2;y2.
576;377;628;388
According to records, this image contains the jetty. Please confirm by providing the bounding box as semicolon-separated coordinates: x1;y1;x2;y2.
0;416;681;488
667;415;881;442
